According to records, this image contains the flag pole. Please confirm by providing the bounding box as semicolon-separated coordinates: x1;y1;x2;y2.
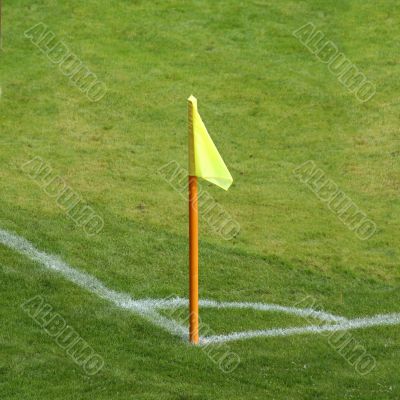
0;0;2;50
188;97;199;344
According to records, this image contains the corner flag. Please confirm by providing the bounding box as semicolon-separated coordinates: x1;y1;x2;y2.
187;95;233;344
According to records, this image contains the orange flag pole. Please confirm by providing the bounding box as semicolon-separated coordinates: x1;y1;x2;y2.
0;0;2;50
188;99;199;344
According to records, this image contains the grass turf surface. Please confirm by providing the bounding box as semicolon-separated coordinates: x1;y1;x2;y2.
1;0;400;398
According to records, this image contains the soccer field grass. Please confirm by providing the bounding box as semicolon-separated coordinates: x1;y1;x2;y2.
1;0;400;398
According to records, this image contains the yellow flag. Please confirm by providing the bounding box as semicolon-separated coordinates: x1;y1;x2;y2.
188;95;233;190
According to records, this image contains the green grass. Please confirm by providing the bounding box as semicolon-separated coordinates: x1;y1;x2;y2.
1;0;400;398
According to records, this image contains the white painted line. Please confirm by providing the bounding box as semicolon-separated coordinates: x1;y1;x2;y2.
201;312;400;344
1;227;399;345
0;228;188;339
139;297;346;322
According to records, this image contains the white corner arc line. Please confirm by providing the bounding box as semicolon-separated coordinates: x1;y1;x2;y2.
0;227;399;345
139;298;347;323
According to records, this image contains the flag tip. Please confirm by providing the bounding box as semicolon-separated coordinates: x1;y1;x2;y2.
188;95;197;104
